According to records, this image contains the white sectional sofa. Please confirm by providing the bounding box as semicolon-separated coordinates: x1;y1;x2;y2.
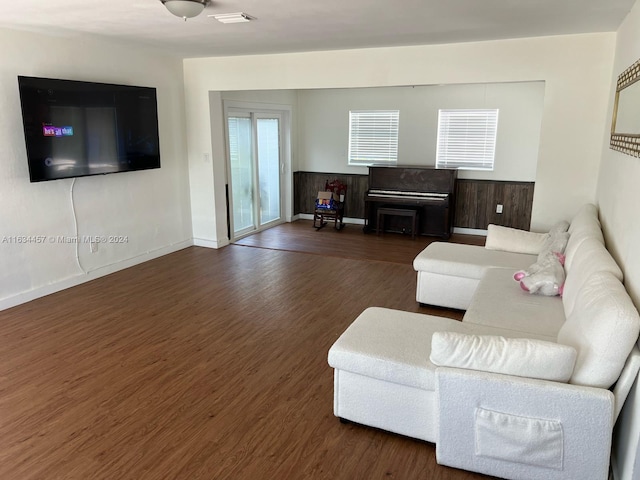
328;204;640;480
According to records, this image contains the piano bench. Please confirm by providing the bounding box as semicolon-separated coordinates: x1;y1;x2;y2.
377;207;419;239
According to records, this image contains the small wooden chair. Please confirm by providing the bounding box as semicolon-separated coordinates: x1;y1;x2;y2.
313;180;347;231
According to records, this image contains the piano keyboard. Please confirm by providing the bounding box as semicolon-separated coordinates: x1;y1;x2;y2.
367;189;448;201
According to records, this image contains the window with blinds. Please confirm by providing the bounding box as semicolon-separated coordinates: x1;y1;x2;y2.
436;109;499;170
348;110;399;166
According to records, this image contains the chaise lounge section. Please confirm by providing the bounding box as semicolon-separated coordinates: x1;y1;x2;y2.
328;204;640;479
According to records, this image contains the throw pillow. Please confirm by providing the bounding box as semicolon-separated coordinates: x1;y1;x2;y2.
485;224;548;255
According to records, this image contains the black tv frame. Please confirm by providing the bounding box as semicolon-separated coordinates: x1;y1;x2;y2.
18;75;161;183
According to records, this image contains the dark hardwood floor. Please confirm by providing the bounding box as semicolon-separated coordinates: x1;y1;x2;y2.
0;221;490;480
234;219;485;264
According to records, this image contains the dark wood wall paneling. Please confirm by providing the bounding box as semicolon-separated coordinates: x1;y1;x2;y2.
455;179;535;231
293;171;369;219
294;172;535;231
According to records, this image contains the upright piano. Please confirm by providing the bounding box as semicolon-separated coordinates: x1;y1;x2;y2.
364;166;457;239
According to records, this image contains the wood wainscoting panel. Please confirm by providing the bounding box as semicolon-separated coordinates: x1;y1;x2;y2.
294;172;534;231
293;171;369;219
455;179;535;231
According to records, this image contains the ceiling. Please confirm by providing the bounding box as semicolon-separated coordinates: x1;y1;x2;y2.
0;0;635;58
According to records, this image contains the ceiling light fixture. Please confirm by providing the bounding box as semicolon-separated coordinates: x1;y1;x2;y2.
161;0;209;21
210;12;254;24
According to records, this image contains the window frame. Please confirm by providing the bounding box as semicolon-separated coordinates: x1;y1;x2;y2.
348;109;400;167
435;109;499;171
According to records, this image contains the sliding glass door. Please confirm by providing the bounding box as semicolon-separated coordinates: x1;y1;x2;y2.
227;110;284;240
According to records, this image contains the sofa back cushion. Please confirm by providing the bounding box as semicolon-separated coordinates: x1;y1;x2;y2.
562;237;623;318
485;224;548;255
557;271;640;388
565;204;604;271
568;203;600;235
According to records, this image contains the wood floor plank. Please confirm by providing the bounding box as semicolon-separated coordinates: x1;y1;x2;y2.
0;222;492;480
233;219;485;265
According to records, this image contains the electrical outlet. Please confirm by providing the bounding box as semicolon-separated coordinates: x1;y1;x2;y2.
90;241;98;253
496;204;504;214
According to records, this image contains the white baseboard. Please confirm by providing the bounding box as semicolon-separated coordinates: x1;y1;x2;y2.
1;223;485;312
193;237;229;249
0;239;193;312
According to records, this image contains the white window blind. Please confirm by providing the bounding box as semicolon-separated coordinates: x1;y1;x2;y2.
348;110;399;166
436;109;499;170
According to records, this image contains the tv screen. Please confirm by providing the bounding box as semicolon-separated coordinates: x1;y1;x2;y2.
18;76;161;182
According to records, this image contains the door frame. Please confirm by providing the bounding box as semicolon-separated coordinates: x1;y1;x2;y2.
223;100;292;242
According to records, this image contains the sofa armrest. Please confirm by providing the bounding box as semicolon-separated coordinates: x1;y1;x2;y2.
612;343;640;420
430;332;577;382
435;367;614;480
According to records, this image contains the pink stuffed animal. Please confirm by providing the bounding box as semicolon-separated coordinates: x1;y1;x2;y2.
513;223;569;297
514;251;566;296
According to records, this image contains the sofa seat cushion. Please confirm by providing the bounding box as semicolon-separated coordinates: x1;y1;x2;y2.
557;271;640;388
328;307;555;392
413;243;536;279
430;332;576;382
463;268;565;339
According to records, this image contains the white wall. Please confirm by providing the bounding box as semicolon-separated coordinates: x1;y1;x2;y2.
597;1;640;478
0;28;192;309
184;33;615;244
188;89;298;247
221;89;298;106
296;82;544;181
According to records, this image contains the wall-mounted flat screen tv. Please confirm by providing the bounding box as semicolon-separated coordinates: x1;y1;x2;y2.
18;76;161;183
